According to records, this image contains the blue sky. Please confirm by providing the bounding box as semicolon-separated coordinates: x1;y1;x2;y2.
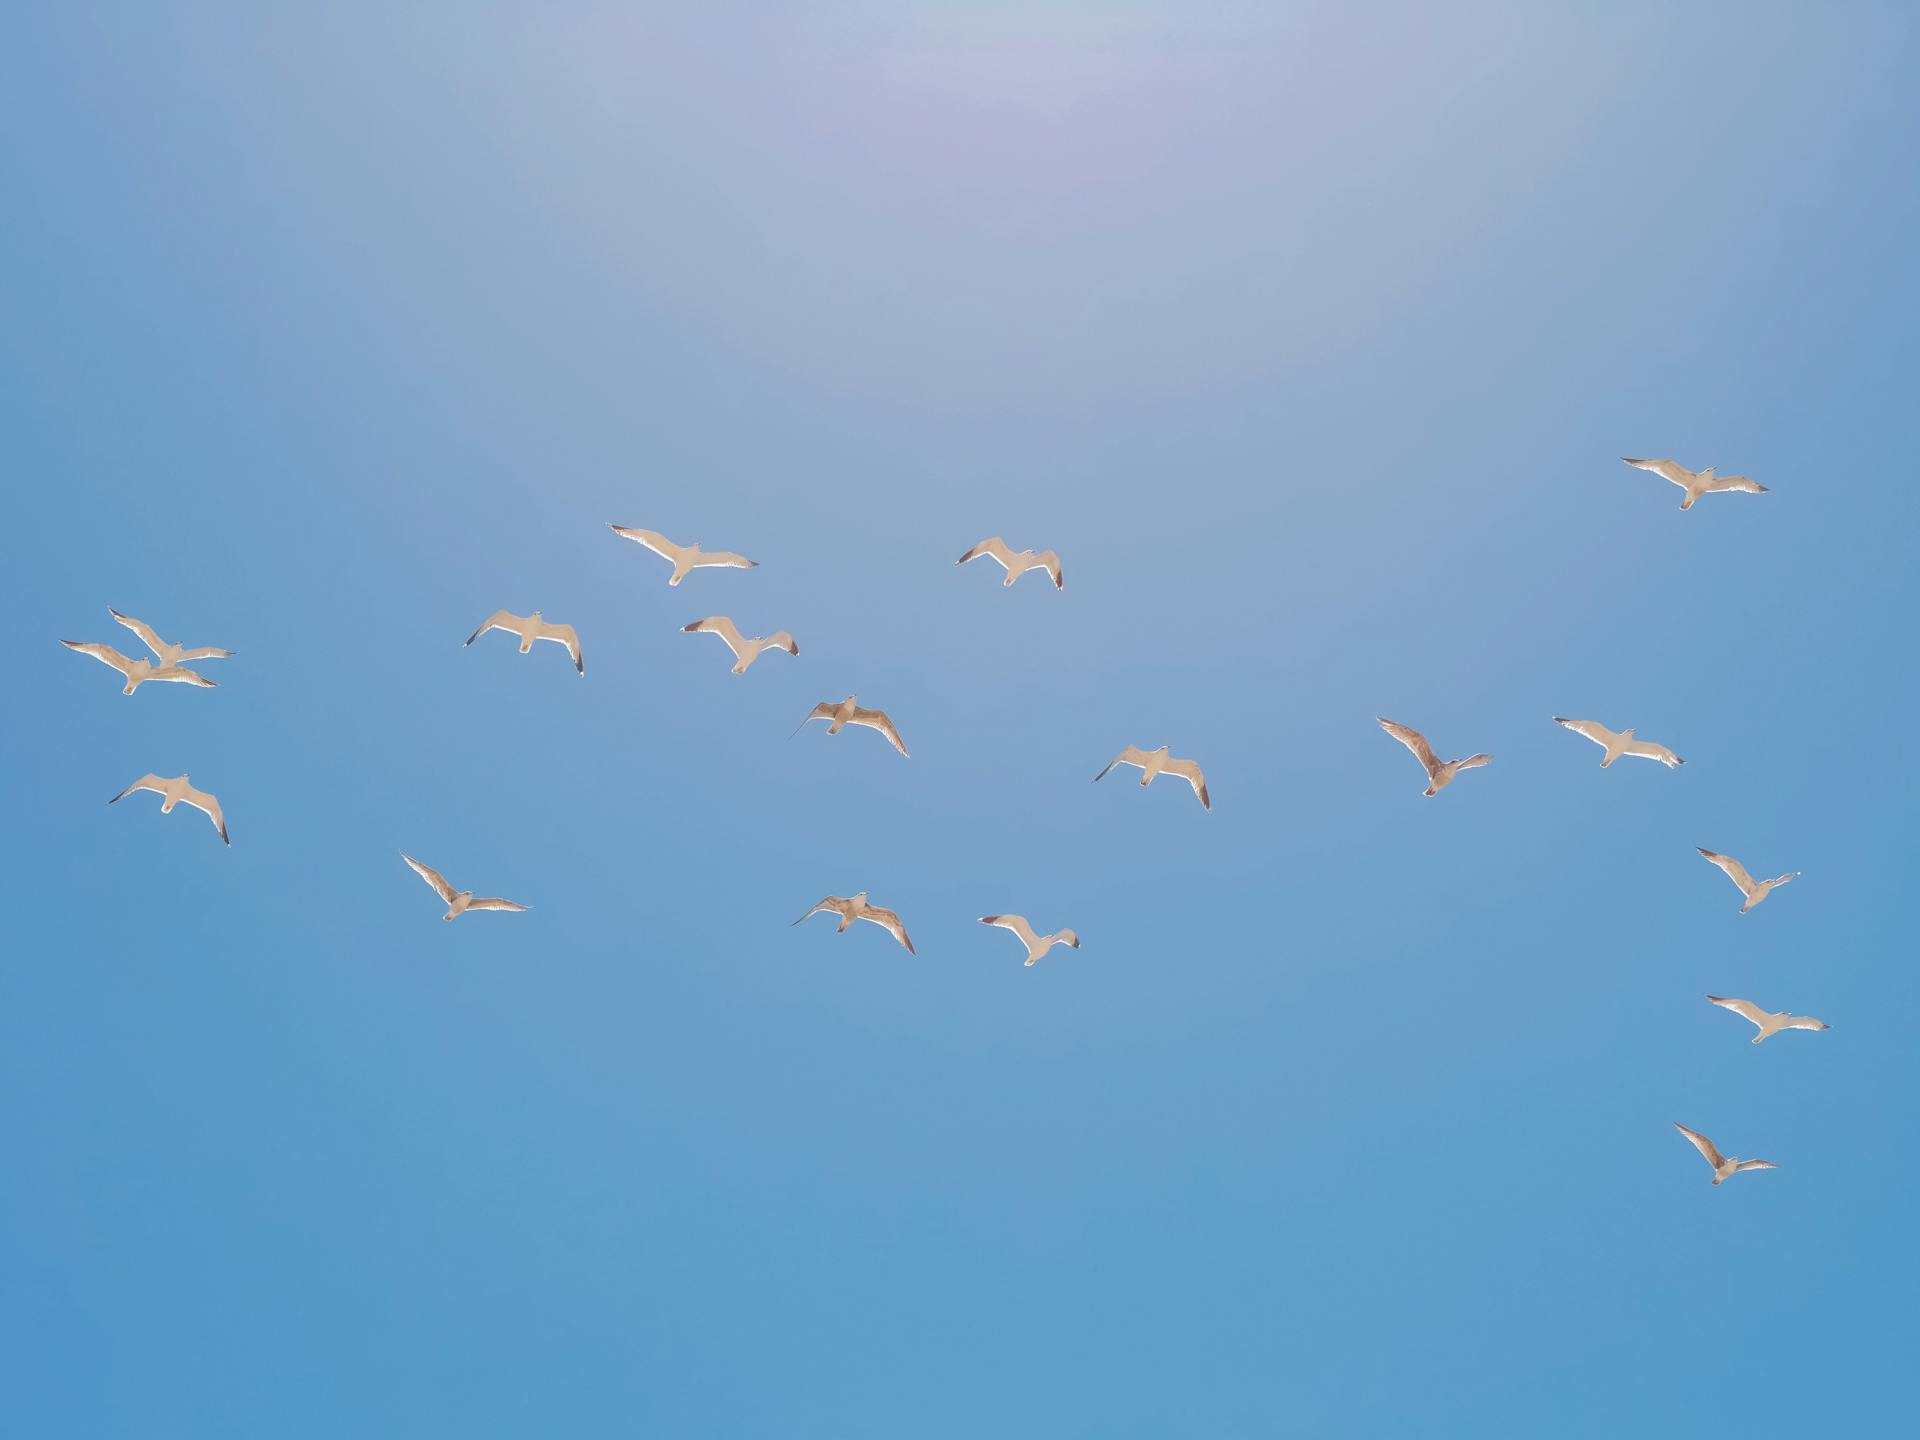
3;2;1917;1434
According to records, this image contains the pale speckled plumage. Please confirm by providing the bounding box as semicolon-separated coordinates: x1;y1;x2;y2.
791;892;915;953
401;852;529;921
1674;1123;1778;1185
1697;847;1799;913
1376;718;1491;797
795;694;909;757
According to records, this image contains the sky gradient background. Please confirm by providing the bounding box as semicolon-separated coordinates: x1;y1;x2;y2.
4;3;1917;1434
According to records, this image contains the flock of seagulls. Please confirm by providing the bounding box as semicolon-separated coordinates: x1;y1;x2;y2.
63;459;1818;1186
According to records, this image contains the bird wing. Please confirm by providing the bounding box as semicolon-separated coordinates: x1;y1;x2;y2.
109;774;168;804
1697;848;1757;897
174;784;229;844
860;905;915;953
148;665;215;688
684;615;748;659
1623;457;1694;488
402;853;457;903
609;526;684;563
1704;472;1767;495
467;897;530;912
690;548;757;571
466;610;524;645
108;609;168;659
1093;745;1151;782
957;537;1016;571
1674;1124;1725;1170
790;896;844;925
1553;717;1616;750
1162;756;1211;810
63;640;136;676
1454;753;1493;771
1034;550;1064;589
980;914;1040;948
764;631;798;656
849;707;909;757
1779;1015;1828;1033
1731;1159;1778;1174
173;646;235;661
539;621;584;674
1621;737;1682;767
1706;995;1769;1030
1377;718;1440;778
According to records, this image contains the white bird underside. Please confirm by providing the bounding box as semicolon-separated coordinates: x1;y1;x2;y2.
798;696;909;757
609;526;758;584
683;615;798;672
465;609;584;674
956;536;1064;590
401;852;529;919
979;914;1082;965
1697;847;1798;913
791;894;915;953
109;608;234;666
1622;457;1769;510
1376;718;1491;796
63;640;216;694
1674;1123;1777;1183
109;773;228;844
1706;994;1829;1042
1091;745;1210;809
1551;717;1684;768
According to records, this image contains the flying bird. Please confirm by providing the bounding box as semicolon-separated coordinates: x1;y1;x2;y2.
109;773;228;844
791;892;915;953
794;695;908;756
682;616;798;674
1622;457;1769;510
62;641;216;695
978;914;1081;966
108;608;234;667
1376;718;1491;797
1552;717;1684;768
956;537;1064;590
1697;847;1799;913
401;853;530;921
465;610;583;674
1706;995;1830;1044
609;526;757;585
1674;1123;1777;1185
1092;745;1209;810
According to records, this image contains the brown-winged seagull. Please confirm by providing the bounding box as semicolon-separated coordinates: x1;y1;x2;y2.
1697;847;1799;913
979;914;1081;966
1674;1123;1777;1185
1092;746;1210;810
609;526;757;585
1552;717;1684;768
1706;995;1830;1044
401;853;530;921
794;695;908;757
1622;458;1769;510
465;610;583;674
956;537;1064;590
63;641;215;695
109;773;228;844
1377;718;1491;797
683;616;798;674
109;609;234;667
791;892;915;953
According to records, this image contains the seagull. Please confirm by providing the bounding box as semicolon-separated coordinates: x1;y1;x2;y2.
1552;717;1684;768
109;773;228;844
465;610;583;674
1376;718;1491;797
1697;848;1799;913
791;892;915;953
978;914;1081;966
1622;458;1769;510
794;695;908;757
683;616;798;674
1674;1123;1777;1185
401;853;530;921
1706;995;1830;1044
956;537;1064;590
62;641;216;695
108;609;234;667
1091;745;1209;810
609;526;758;585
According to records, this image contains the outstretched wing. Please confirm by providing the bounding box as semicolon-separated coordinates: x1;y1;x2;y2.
609;526;683;562
1704;472;1767;496
684;616;747;659
957;537;1016;571
174;645;235;661
541;622;584;674
467;897;529;913
178;784;229;844
850;707;909;757
147;665;215;688
108;608;167;659
402;853;457;903
1162;756;1211;810
690;548;757;572
1623;457;1694;488
1706;995;1769;1030
109;774;168;804
1779;1015;1829;1033
861;905;915;954
1093;745;1152;783
1730;1159;1777;1175
1034;550;1064;589
1622;737;1683;767
790;896;843;925
1377;718;1440;778
979;914;1040;949
1697;848;1757;898
1552;717;1616;750
465;610;522;646
63;640;135;676
1674;1123;1725;1171
763;631;798;657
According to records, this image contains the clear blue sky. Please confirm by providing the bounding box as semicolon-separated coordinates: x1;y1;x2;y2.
3;3;1916;1434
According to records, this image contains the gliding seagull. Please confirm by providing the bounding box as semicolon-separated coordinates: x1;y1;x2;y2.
609;526;758;585
1377;718;1491;797
1697;848;1799;913
1705;995;1830;1044
1092;746;1209;810
109;773;228;844
108;609;234;667
1674;1123;1777;1185
978;914;1081;966
791;892;915;953
63;641;215;695
1552;717;1684;768
682;616;798;674
465;610;584;674
794;695;909;757
956;537;1064;590
1622;457;1769;510
401;853;529;921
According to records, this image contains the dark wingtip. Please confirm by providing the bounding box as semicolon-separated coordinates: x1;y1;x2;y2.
682;622;699;632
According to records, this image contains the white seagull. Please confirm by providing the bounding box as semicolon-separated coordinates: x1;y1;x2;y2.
1706;995;1830;1044
609;526;758;585
1092;745;1210;810
791;892;915;953
978;914;1081;966
401;853;530;921
465;610;584;674
1674;1123;1777;1185
794;695;909;757
1377;718;1491;797
1622;457;1769;510
109;609;234;667
109;773;228;844
1552;717;1684;768
1697;847;1799;914
683;616;798;674
956;537;1064;590
62;641;215;695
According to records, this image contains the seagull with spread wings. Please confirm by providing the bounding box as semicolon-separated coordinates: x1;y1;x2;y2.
107;608;234;667
609;526;758;585
1376;718;1491;797
1706;995;1830;1044
63;640;216;695
109;773;228;844
1552;717;1684;768
682;616;798;674
1092;745;1210;810
1697;847;1799;914
793;694;908;756
978;914;1081;966
1622;457;1769;510
464;610;583;674
1674;1124;1777;1185
401;853;530;921
955;537;1064;590
791;892;915;953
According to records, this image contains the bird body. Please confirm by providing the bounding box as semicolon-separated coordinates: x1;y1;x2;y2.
1622;457;1769;510
1552;717;1684;768
63;640;215;695
610;526;757;585
791;892;915;953
683;616;798;673
956;536;1064;590
465;609;584;674
1706;995;1830;1044
402;853;529;921
1674;1123;1777;1185
109;773;228;844
1697;847;1798;913
1092;745;1210;809
979;914;1081;966
108;608;233;668
796;694;909;756
1377;718;1491;796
